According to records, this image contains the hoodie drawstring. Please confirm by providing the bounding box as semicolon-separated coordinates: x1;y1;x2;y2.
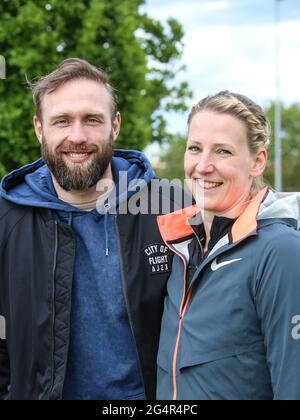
67;212;73;226
104;203;111;256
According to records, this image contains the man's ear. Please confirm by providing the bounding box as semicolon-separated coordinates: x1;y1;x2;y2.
112;112;121;142
33;115;43;145
250;148;268;177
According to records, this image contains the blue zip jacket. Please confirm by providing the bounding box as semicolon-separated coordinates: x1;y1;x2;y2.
157;189;300;400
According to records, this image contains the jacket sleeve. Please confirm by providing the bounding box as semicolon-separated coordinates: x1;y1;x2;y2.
254;230;300;400
0;201;11;399
0;315;10;399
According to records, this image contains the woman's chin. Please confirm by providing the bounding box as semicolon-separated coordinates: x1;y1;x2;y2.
194;194;225;212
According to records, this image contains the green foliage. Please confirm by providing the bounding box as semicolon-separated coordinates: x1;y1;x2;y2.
157;103;300;192
0;0;191;176
265;102;300;191
155;134;186;182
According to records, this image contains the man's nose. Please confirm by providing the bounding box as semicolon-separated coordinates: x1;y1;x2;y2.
67;122;88;143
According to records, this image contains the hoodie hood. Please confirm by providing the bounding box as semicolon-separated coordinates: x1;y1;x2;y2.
0;149;155;212
257;190;300;229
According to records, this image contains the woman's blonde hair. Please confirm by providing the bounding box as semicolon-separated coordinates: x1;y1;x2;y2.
188;91;271;196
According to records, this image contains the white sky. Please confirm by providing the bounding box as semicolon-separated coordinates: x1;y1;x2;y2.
143;0;300;158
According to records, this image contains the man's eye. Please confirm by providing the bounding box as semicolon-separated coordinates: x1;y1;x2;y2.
55;120;68;125
87;118;99;124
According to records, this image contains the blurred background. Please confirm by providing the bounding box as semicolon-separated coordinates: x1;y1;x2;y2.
0;0;299;190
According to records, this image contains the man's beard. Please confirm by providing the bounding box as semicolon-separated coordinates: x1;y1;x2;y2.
41;132;114;191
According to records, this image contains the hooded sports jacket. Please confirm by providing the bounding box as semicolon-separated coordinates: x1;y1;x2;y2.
0;150;190;400
157;188;300;400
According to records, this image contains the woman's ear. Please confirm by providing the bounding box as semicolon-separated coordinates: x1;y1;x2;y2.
250;148;268;177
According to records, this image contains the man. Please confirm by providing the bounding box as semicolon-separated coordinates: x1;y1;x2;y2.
0;58;189;400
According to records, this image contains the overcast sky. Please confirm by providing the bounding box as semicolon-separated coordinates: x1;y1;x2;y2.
143;0;300;156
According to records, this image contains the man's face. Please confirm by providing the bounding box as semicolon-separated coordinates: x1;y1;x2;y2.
34;79;120;191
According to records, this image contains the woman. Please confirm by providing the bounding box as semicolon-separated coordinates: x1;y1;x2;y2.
156;91;300;400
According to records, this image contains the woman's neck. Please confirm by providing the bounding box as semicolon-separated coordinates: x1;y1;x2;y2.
201;196;252;252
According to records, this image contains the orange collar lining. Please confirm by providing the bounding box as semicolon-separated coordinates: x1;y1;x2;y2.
157;187;268;245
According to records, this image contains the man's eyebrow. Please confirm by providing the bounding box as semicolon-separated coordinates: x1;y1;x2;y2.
85;113;106;119
49;113;70;121
49;112;106;121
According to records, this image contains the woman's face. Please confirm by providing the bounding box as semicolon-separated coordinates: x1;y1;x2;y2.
185;111;266;216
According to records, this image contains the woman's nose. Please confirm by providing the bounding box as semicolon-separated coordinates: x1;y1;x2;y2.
195;153;214;174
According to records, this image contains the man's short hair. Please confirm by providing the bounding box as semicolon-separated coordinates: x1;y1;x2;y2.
30;58;117;121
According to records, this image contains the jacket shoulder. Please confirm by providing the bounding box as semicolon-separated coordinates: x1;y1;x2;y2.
0;199;28;247
253;223;300;294
0;198;21;218
0;199;54;251
258;221;300;250
0;198;29;219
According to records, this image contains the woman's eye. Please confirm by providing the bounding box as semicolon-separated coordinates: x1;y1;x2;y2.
216;149;232;155
188;146;201;152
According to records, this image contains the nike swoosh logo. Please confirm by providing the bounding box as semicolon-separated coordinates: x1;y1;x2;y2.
211;257;242;271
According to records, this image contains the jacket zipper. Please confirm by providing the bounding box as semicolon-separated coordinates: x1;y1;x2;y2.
115;217;146;394
165;224;258;399
167;243;193;400
49;221;58;399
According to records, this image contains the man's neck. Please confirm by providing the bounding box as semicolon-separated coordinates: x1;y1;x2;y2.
52;165;114;206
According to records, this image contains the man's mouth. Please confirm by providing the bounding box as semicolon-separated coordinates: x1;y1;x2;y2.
62;152;93;164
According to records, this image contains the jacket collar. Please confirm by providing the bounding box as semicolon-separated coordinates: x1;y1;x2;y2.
157;187;268;245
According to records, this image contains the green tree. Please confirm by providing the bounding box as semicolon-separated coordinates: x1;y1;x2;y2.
155;134;186;182
265;102;300;191
0;0;191;177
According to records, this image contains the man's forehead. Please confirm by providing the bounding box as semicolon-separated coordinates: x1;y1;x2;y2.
42;83;111;117
43;79;110;105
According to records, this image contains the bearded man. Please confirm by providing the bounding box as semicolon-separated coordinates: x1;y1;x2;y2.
0;58;188;400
